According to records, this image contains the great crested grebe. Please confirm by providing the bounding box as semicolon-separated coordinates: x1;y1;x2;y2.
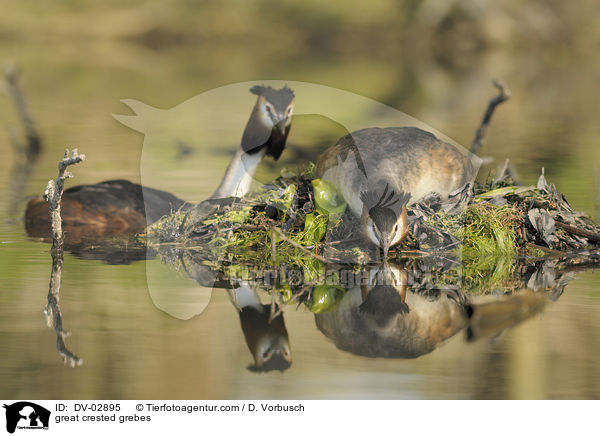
25;85;295;239
211;85;294;198
316;126;474;256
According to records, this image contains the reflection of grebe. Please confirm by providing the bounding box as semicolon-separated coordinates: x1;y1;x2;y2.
229;284;292;372
177;254;292;371
24;85;295;239
316;127;473;256
315;262;468;358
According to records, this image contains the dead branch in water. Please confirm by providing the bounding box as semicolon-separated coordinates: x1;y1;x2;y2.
43;149;86;250
470;80;511;155
3;64;42;162
3;65;43;219
43;148;86;367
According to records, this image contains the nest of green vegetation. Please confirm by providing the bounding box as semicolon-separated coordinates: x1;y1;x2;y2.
146;164;328;263
144;164;600;294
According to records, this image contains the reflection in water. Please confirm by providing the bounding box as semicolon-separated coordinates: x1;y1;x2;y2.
465;290;547;342
184;256;294;371
229;284;292;372
44;246;82;367
316;262;468;358
37;219;592;370
139;247;587;369
315;261;557;358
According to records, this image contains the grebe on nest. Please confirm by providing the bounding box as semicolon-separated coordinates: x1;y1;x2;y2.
316;126;474;256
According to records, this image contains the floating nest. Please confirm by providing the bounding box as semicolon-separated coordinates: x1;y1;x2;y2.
144;164;600;294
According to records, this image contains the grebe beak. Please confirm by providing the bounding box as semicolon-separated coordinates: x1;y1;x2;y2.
381;237;391;259
274;119;287;134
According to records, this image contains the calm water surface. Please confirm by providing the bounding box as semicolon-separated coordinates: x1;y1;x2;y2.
1;41;599;400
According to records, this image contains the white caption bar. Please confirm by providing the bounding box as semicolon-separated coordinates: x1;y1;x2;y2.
0;400;594;435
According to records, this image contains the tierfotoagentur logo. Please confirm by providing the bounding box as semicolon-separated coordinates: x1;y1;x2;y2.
3;402;50;433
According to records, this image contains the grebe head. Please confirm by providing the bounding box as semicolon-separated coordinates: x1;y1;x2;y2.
361;184;410;257
241;85;294;161
252;334;292;371
250;85;294;134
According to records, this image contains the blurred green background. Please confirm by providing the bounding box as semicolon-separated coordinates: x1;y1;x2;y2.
1;0;599;399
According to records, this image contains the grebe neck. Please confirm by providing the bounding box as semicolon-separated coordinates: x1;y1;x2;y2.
210;148;267;199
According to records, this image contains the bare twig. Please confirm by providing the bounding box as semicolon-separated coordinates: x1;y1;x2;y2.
498;158;510;180
282;189;298;232
470;80;511;155
269;284;314;322
5;127;31;220
270;228;278;319
268;224;328;321
42;149;86;367
594;165;599;221
269;277;319;321
44;273;83;368
554;220;600;243
272;225;328;263
3;65;43;219
560;258;600;273
525;242;566;256
497;158;521;185
3;64;42;162
44;149;86;249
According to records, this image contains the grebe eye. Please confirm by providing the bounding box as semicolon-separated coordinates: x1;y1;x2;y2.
265;105;271;112
394;225;399;232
